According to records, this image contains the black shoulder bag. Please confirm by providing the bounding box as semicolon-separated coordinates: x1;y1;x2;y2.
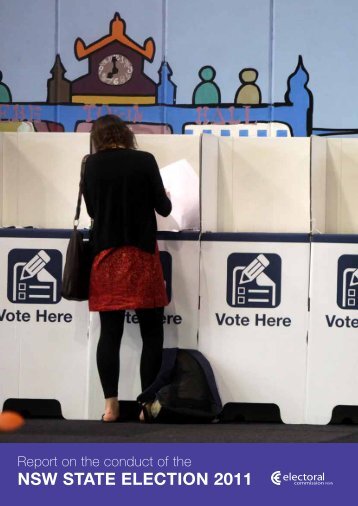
61;156;93;301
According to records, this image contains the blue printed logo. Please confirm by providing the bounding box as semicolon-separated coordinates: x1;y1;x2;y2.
160;251;172;303
227;253;281;308
7;249;62;304
337;255;358;309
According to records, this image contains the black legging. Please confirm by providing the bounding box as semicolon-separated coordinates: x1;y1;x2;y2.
97;307;164;399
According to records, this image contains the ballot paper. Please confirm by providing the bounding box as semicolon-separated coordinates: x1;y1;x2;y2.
156;159;200;231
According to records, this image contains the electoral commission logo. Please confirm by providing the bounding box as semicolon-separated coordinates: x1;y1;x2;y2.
270;470;333;487
7;248;172;305
227;253;281;308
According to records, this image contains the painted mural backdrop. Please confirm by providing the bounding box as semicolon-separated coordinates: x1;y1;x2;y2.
0;1;357;137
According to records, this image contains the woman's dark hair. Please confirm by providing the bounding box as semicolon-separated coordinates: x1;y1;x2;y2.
90;115;137;151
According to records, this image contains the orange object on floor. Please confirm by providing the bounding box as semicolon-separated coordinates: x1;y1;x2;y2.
0;411;25;432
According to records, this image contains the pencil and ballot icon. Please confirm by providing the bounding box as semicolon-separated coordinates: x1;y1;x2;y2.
337;256;358;310
19;250;50;280
7;249;62;304
238;254;270;284
227;253;281;308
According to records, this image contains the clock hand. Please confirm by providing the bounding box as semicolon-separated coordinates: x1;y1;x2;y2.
107;56;119;79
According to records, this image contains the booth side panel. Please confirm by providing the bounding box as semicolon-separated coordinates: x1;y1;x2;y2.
339;140;358;234
16;133;90;228
325;139;342;233
198;238;309;424
310;136;327;234
217;138;234;231
306;240;358;424
0;238;21;409
230;138;311;233
0;236;89;419
2;133;19;227
201;134;219;232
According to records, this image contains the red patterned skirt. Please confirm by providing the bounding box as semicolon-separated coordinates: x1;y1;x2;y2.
89;244;168;312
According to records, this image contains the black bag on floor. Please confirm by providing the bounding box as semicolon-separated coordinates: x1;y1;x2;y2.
138;348;222;423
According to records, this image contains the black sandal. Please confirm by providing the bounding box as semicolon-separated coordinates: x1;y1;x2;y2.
139;403;153;423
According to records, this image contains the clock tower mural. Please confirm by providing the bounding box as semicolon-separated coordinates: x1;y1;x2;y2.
0;8;315;136
71;12;157;104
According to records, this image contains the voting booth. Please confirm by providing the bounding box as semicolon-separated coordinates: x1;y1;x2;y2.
0;229;89;420
198;233;310;424
198;135;311;423
306;235;358;424
0;132;201;420
3;130;358;425
0;228;200;421
306;137;358;424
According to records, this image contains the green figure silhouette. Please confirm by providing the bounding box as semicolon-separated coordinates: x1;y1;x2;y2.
0;71;12;102
193;66;221;105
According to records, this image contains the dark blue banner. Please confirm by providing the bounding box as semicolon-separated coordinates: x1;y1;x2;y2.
0;443;356;505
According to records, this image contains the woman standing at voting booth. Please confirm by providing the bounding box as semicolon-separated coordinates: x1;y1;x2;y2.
82;115;172;422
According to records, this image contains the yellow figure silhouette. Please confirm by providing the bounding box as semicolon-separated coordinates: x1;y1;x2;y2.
235;68;261;105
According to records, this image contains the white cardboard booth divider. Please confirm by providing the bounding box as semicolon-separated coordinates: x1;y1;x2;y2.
1;133;91;229
86;232;200;420
0;132;310;234
200;135;311;233
198;233;310;424
311;137;358;234
306;235;358;424
307;137;358;423
0;133;200;230
0;230;89;420
310;135;327;234
0;230;200;420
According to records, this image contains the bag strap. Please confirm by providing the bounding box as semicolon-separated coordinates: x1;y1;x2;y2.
74;155;89;229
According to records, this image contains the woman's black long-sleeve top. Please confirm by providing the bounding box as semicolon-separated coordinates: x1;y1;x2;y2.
82;148;172;256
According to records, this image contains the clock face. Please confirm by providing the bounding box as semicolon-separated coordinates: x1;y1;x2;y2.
98;54;133;85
